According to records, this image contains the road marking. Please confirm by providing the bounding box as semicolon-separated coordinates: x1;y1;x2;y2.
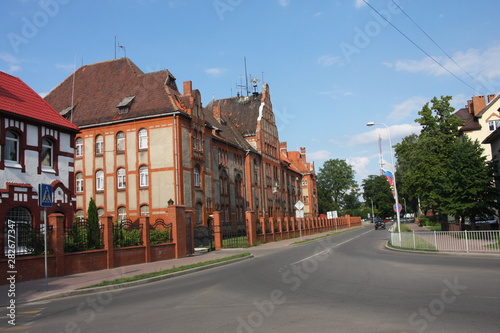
290;229;373;265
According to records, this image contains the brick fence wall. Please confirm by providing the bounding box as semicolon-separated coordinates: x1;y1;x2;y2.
0;205;191;284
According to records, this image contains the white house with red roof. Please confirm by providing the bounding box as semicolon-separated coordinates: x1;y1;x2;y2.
0;71;79;253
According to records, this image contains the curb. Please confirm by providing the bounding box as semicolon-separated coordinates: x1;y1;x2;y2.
27;254;254;303
384;241;500;257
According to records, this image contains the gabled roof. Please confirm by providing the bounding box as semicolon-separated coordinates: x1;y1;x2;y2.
44;58;181;127
454;107;481;131
205;94;262;137
203;104;257;152
0;71;79;131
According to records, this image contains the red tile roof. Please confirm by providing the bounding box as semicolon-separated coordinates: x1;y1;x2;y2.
44;58;181;127
0;71;79;131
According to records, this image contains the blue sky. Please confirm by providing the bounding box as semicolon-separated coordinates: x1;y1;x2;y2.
2;0;500;186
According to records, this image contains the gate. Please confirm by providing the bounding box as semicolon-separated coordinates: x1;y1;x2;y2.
220;219;249;248
194;225;214;251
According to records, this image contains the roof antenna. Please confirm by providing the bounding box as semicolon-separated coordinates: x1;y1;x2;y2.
244;57;249;96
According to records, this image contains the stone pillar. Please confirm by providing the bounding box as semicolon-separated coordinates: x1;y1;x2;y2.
246;211;257;246
101;215;114;269
212;211;223;251
140;216;151;263
48;213;65;277
168;205;190;258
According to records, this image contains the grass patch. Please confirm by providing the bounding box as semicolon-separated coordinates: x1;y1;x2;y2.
485;241;500;249
291;227;361;245
393;224;412;233
80;253;251;289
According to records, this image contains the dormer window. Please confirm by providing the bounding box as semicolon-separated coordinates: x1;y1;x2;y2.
116;96;135;114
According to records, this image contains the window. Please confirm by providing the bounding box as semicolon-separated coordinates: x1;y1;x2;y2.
138;128;148;149
140;205;149;216
96;170;104;191
75;137;83;157
194;166;200;187
41;138;53;168
97;208;104;217
117;168;126;189
488;120;500;132
4;207;32;255
76;172;84;192
75;210;84;219
117;206;127;222
95;135;103;155
139;165;148;186
5;130;19;163
116;132;125;152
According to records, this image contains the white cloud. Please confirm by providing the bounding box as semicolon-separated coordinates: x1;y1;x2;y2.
346;156;370;177
0;52;21;73
308;150;332;161
278;0;290;7
388;96;429;121
355;0;367;9
55;63;76;72
386;44;500;82
317;55;341;67
349;123;421;147
205;67;227;77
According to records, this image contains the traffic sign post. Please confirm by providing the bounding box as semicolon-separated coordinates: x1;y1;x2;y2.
38;184;52;291
295;201;304;241
393;203;402;213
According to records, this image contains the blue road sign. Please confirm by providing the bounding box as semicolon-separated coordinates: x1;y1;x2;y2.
39;184;53;207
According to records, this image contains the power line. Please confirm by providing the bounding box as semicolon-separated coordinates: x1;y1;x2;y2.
390;0;494;95
362;0;479;94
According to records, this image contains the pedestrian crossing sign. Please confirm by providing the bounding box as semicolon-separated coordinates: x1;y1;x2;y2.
39;184;53;207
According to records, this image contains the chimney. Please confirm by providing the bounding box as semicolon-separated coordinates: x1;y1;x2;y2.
300;147;306;155
471;95;486;116
213;104;222;123
487;94;497;103
183;81;192;95
280;142;287;151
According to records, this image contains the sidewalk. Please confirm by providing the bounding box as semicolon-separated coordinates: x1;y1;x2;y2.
2;227;364;305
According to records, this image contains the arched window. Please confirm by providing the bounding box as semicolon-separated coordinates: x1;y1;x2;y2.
138;128;148;149
75;137;83;157
139;165;148;187
117;206;127;222
41;138;53;168
96;170;104;191
117;168;126;189
76;172;84;192
95;135;103;155
5;130;19;163
140;205;149;216
116;132;125;152
75;209;84;219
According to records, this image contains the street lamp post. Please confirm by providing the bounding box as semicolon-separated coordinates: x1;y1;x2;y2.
370;197;374;223
367;122;401;239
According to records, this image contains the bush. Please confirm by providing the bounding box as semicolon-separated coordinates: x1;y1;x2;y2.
150;228;171;244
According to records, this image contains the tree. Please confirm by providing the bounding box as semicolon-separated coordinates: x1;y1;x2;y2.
394;96;498;225
87;197;101;249
362;175;394;219
317;159;358;215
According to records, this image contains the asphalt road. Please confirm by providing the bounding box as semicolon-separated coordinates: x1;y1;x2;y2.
7;226;500;333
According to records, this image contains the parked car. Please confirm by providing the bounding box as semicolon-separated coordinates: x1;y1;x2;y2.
374;219;386;230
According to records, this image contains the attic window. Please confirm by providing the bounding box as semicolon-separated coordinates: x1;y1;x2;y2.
60;106;74;119
116;96;135;114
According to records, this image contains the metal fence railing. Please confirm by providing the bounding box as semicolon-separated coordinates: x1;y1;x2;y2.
389;229;500;253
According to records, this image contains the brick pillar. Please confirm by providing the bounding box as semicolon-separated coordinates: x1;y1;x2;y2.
48;213;65;277
169;205;190;258
140;216;151;263
347;215;351;228
101;215;114;269
212;211;223;251
246;211;257;246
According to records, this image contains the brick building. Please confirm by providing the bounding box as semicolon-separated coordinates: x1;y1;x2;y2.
44;58;317;231
0;71;79;250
